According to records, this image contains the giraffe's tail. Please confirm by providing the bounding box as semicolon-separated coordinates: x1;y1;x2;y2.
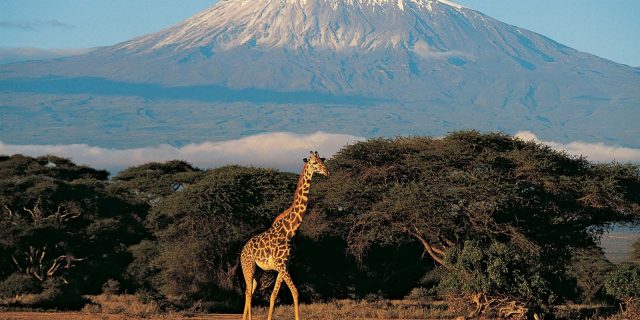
233;253;245;293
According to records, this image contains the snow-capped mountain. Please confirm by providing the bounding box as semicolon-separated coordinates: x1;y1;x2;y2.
0;0;638;148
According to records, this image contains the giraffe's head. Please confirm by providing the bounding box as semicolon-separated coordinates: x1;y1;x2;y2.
304;151;330;177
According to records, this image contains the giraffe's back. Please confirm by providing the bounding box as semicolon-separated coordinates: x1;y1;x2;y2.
242;227;291;271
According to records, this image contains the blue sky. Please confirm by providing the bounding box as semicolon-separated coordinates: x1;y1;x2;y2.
0;0;638;66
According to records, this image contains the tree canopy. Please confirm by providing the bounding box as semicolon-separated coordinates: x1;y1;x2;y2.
1;132;639;317
310;131;640;314
0;155;147;307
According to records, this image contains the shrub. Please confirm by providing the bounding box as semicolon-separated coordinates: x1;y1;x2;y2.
30;277;87;310
0;273;41;297
102;279;120;295
604;263;640;304
438;240;552;317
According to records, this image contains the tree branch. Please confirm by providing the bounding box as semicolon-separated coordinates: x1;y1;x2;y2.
410;227;450;268
11;254;23;272
44;204;81;222
1;203;12;217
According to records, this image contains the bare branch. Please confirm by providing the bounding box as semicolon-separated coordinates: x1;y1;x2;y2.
410;227;450;268
1;203;13;217
46;255;68;277
47;255;86;277
11;254;23;272
43;203;81;222
430;245;446;256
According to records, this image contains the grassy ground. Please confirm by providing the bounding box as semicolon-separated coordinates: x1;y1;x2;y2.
252;299;466;320
1;294;638;320
1;295;466;320
0;312;240;320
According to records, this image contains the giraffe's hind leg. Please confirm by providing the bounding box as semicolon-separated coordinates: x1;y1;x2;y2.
241;253;256;320
267;272;284;320
282;270;300;320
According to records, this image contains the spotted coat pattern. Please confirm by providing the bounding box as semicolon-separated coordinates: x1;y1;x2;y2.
240;152;328;320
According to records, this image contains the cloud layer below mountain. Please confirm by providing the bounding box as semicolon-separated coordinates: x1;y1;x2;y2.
515;131;640;163
1;131;639;175
0;132;362;174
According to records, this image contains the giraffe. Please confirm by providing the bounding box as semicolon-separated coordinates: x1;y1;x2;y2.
240;151;329;320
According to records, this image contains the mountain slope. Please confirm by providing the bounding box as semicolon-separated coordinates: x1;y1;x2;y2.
0;0;638;148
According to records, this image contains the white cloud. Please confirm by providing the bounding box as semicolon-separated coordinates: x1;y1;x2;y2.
515;131;640;163
3;131;636;175
0;132;362;174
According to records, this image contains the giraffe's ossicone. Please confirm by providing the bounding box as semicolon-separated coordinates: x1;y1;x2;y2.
240;151;329;320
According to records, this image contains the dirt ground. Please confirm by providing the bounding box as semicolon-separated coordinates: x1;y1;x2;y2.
0;312;241;320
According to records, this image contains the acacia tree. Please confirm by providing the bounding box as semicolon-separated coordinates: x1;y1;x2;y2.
311;131;640;316
0;155;147;302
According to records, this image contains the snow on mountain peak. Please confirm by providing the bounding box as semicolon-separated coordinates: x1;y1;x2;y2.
119;0;467;53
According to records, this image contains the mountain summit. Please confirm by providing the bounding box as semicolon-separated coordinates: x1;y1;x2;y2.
120;0;466;52
0;0;638;148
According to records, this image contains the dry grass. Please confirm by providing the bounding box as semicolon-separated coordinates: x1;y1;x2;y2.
2;295;636;320
0;293;42;306
0;312;240;320
252;299;469;320
592;301;640;320
82;294;161;318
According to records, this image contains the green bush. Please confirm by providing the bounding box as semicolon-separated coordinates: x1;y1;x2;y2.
28;278;87;310
0;273;42;297
604;263;640;301
438;241;553;307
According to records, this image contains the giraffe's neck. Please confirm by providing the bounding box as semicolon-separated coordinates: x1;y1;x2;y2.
290;163;313;221
273;163;313;237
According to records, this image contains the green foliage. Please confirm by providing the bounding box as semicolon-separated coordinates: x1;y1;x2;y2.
313;131;640;305
439;241;553;306
125;240;162;292
32;277;87;310
604;263;640;301
0;155;147;294
113;160;203;205
0;154;108;181
2;132;639;314
0;273;42;297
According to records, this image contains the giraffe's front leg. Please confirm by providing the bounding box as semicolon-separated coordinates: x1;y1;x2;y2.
241;255;256;320
267;272;284;320
282;270;300;320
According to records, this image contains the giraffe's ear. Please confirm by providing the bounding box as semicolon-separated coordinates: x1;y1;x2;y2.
303;158;308;163
320;158;326;162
